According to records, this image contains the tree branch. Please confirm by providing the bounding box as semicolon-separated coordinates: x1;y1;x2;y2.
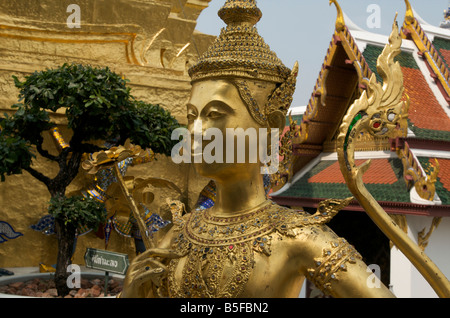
24;166;51;186
50;149;83;192
56;148;70;171
36;142;58;162
76;143;106;154
69;131;106;154
66;151;83;184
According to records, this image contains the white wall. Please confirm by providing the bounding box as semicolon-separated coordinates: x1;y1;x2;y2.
390;215;450;298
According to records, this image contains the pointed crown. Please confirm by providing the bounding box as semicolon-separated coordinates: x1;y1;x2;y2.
189;0;292;84
188;0;298;126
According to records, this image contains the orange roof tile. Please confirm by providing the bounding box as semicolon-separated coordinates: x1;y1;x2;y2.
402;67;450;132
438;49;450;70
308;159;398;185
436;158;450;192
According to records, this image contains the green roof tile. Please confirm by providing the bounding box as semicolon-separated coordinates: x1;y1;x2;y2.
285;114;303;126
433;37;450;51
364;45;449;142
408;119;450;142
279;158;411;203
432;37;450;70
363;44;419;83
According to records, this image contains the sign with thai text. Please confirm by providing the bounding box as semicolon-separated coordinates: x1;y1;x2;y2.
84;248;129;275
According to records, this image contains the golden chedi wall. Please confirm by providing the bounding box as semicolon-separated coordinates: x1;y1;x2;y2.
0;0;214;268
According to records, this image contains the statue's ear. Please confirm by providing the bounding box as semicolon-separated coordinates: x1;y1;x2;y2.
267;110;286;132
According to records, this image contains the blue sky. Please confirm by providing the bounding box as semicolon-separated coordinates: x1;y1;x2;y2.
195;0;449;107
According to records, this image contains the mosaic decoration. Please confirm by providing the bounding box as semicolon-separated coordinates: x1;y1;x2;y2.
29;158;132;238
194;180;216;210
51;127;69;149
112;205;171;240
194;177;271;212
30;215;55;235
111;203;170;253
168;198;353;298
140;205;171;238
0;268;14;276
104;217;113;249
0;221;23;243
84;157;133;203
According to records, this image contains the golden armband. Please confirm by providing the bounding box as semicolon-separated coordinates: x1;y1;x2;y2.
307;238;362;294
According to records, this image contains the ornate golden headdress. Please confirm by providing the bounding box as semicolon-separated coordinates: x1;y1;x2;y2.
189;0;298;126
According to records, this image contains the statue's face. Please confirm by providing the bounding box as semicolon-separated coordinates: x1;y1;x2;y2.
187;79;263;181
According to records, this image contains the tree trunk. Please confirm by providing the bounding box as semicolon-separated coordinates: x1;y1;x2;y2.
54;218;77;297
47;151;83;297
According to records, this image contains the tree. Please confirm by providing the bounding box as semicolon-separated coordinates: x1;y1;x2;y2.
0;63;180;296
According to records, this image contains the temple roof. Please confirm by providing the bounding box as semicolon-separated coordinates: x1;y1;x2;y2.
274;1;450;216
363;44;450;142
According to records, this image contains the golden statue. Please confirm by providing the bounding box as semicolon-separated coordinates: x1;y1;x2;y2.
114;0;450;299
118;0;396;298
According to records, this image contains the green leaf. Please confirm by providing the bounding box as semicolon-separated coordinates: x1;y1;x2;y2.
68;82;78;89
30;85;41;94
48;195;107;230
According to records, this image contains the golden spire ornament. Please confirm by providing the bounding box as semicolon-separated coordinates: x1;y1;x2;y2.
189;0;298;129
189;0;292;84
189;0;291;83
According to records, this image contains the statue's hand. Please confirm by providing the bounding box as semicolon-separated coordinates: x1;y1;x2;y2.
120;248;182;298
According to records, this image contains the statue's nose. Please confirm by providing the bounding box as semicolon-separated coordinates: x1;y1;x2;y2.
190;119;204;160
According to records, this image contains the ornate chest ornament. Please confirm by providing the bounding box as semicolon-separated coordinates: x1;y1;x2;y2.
167;199;354;298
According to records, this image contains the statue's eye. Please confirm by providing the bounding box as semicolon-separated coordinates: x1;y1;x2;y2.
187;112;197;122
207;110;224;119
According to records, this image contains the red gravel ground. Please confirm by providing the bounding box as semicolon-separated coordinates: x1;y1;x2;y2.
0;276;123;298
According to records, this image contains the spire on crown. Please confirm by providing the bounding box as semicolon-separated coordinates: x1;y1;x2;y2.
188;0;298;126
188;0;291;84
218;0;262;26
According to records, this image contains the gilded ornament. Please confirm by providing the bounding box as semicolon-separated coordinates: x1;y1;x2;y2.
167;199;355;298
83;140;157;250
413;159;440;201
188;0;297;126
120;0;396;299
308;238;361;294
82;140;153;174
402;0;450;98
336;15;450;297
418;217;443;251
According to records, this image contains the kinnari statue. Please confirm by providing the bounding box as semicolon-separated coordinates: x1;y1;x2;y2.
119;0;449;298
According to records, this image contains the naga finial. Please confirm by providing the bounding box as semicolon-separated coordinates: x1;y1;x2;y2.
337;14;450;298
329;0;346;32
414;159;440;201
404;0;415;23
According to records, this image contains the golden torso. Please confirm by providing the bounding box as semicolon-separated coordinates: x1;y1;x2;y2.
162;201;353;298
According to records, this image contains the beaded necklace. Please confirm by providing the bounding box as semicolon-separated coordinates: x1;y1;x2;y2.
167;200;338;298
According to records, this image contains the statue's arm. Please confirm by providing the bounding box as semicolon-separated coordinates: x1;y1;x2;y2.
295;225;395;298
119;223;183;298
